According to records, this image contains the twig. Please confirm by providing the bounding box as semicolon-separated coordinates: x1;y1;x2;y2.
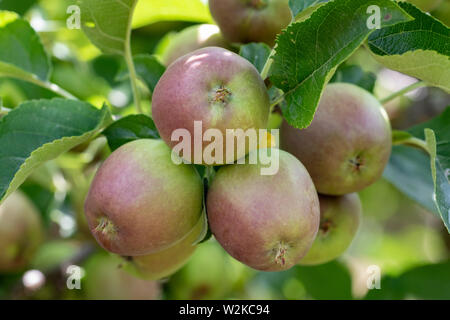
124;1;142;114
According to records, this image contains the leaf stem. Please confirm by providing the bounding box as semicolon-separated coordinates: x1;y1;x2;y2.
394;136;430;154
380;81;426;104
15;76;78;100
270;92;285;112
260;48;276;80
39;81;78;100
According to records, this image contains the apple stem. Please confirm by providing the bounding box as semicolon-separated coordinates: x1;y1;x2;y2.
380;81;426;104
274;242;288;266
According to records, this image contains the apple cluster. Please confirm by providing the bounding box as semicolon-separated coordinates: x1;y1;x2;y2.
82;0;392;278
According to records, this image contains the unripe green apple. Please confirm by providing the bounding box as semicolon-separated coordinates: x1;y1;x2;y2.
167;240;239;300
31;240;81;272
152;47;270;165
207;148;320;271
408;0;442;12
161;24;231;66
82;253;161;300
209;0;292;46
0;192;43;272
123;215;205;280
281;83;392;195
299;193;362;265
84;139;203;256
433;1;450;26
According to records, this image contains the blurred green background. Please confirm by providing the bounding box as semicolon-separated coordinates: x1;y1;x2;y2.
0;0;449;300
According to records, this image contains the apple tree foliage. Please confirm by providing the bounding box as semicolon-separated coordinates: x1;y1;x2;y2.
0;0;448;241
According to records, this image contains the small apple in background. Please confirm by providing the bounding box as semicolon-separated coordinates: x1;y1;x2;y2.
167;240;247;300
160;24;232;66
82;253;161;300
209;0;292;46
123;215;206;281
299;194;362;265
0;192;44;273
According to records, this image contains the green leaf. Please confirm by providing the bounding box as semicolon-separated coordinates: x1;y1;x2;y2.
102;114;160;152
91;55;123;86
79;0;138;55
239;43;272;73
0;0;36;15
20;182;54;226
296;261;353;299
424;129;449;231
0;99;112;204
383;145;437;214
132;0;213;29
384;108;450;232
330;64;376;92
365;260;450;300
367;2;450;92
289;0;331;18
271;0;411;129
409;109;450;232
130;54;165;93
0;11;51;81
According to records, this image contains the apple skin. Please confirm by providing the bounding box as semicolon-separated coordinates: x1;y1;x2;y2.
82;253;161;300
84;139;203;256
299;193;362;266
161;24;231;66
152;47;270;165
206;148;320;272
281;83;392;196
122;214;205;280
0;192;44;272
209;0;292;47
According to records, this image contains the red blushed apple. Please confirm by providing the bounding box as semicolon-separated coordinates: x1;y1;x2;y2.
84;139;203;256
281;83;392;195
207;148;320;271
152;47;270;165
